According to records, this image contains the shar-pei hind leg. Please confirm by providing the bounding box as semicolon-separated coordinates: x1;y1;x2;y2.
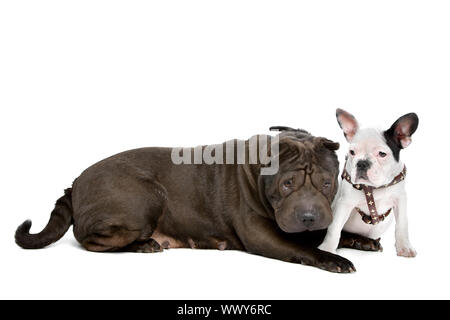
119;238;163;253
74;179;167;253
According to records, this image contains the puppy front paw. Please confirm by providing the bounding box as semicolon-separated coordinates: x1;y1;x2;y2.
318;242;337;255
396;242;417;258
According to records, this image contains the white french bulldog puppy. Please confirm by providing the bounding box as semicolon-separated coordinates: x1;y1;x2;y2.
319;109;419;257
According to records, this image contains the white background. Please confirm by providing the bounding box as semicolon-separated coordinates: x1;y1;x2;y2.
1;1;449;299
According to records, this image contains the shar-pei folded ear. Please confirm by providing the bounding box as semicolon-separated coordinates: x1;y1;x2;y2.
277;136;303;160
315;137;340;151
267;135;338;163
257;136;302;171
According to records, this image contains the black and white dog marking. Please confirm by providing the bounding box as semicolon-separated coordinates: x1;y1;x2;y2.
319;109;419;257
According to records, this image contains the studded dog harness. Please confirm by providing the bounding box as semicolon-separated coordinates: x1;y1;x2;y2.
341;164;407;225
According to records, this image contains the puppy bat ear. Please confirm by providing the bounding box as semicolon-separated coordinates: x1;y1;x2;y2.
336;108;359;142
384;113;419;149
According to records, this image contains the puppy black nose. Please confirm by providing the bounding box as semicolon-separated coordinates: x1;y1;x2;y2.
356;160;371;171
300;212;316;228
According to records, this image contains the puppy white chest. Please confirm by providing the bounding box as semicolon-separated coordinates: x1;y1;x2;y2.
343;187;397;239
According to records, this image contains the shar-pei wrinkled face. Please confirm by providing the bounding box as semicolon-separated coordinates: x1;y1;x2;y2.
261;131;340;233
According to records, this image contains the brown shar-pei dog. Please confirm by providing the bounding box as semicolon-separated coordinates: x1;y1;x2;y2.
15;127;381;272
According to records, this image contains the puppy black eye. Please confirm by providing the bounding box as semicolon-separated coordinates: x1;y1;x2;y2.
283;179;293;188
323;182;331;189
379;151;387;158
350;150;355;156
